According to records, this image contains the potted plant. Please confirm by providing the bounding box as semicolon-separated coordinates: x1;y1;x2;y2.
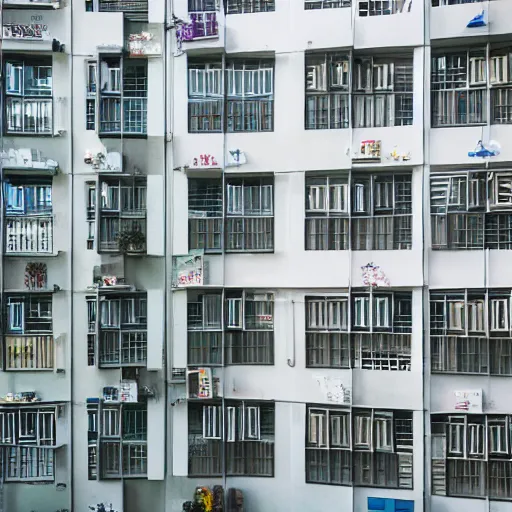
117;230;146;253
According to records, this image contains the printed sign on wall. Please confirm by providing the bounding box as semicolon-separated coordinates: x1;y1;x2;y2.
454;389;482;414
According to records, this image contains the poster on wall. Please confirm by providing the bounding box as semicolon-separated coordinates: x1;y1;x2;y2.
453;389;482;414
314;376;351;405
172;250;204;287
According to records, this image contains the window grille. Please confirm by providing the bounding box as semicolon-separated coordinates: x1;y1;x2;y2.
188;59;274;133
432;0;489;6
305;53;350;130
226;178;274;252
305;292;412;370
431;51;487;127
95;403;147;479
98;294;147;367
86;0;148;21
430;290;512;376
431;414;512;499
358;0;412;16
188;401;275;477
431;171;512;250
306;406;413;488
99;58;147;135
305;0;351;8
353;57;413;127
98;178;147;253
189;179;223;252
6;294;52;335
86;61;97;130
0;407;56;446
305;173;412;251
5;59;53;135
226;0;275;14
5;447;54;481
187;290;274;365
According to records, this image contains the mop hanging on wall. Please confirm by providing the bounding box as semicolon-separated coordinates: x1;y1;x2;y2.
468;140;501;158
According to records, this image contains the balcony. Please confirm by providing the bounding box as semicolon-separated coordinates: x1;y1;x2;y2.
1;23;55;51
5;217;53;255
5;335;54;370
6;98;52;135
99;217;146;253
99;331;147;368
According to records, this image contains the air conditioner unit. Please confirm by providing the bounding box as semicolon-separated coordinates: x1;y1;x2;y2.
187;368;213;399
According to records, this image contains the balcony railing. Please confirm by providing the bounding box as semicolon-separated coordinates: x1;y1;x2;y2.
6;217;53;254
6;98;52;135
6;336;54;370
98;0;148;20
99;331;147;367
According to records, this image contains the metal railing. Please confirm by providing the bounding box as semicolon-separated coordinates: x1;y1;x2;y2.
5;336;54;370
6;98;52;134
5;217;53;254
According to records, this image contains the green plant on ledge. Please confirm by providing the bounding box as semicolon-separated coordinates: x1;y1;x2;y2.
117;230;146;253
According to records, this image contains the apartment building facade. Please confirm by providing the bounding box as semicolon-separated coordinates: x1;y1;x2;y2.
0;0;510;511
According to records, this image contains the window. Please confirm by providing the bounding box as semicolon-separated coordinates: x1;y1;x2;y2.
305;175;349;250
86;61;97;130
226;61;274;132
6;295;52;334
189;179;223;252
98;294;147;367
358;0;412;15
99;58;147;135
188;401;275;477
189;0;218;10
188;58;274;133
432;0;490;6
430;290;512;375
0;407;56;449
187;292;223;365
85;0;148;19
429;171;512;250
353;57;413;127
188;290;274;365
4;181;53;254
226;0;275;14
86;182;96;250
306;173;412;251
305;0;351;8
306;297;350;368
432;414;512;499
5;447;54;481
352;174;412;250
225;291;274;364
99;178;147;253
5;59;53;134
95;403;147;480
226;177;274;252
305;53;350;129
306;407;413;488
432;51;487;126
